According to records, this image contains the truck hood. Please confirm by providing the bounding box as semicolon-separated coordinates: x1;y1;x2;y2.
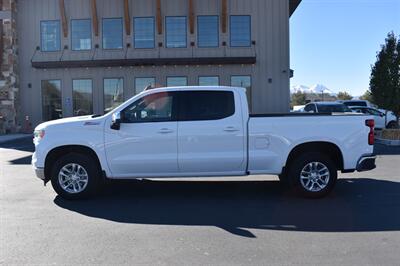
35;115;105;130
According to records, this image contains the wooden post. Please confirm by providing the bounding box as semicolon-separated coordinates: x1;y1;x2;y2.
90;0;99;36
59;0;68;38
156;0;162;35
188;0;194;34
124;0;131;35
221;0;227;33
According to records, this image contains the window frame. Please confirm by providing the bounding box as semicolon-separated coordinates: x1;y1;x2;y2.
70;19;92;51
72;78;94;116
121;91;178;123
166;76;188;87
198;76;220;86
40;20;61;52
40;79;63;121
102;17;124;50
103;77;125;114
197;15;219;48
165;16;188;48
229;15;252;48
177;90;236;122
133;16;156;49
134;77;156;94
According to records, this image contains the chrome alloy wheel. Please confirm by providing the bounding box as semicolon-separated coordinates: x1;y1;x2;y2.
300;162;330;192
58;163;89;194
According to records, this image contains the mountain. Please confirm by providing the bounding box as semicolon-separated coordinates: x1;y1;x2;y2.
291;84;337;96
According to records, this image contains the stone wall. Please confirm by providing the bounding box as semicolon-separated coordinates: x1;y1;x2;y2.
0;0;19;134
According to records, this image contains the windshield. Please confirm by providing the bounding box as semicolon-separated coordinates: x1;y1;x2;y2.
317;104;352;113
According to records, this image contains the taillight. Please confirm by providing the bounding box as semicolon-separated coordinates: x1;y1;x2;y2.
365;119;374;145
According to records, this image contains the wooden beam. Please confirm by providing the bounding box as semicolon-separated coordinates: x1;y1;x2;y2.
124;0;131;35
221;0;227;33
188;0;194;34
90;0;99;36
59;0;68;38
156;0;162;35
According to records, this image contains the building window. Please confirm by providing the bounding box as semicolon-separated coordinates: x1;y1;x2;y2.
135;77;156;93
104;78;124;113
41;80;62;121
231;75;252;108
230;16;251;47
166;17;187;48
73;79;93;116
134;17;155;49
167;77;188;87
40;21;61;51
102;18;123;49
197;16;219;47
199;76;219;86
71;19;92;51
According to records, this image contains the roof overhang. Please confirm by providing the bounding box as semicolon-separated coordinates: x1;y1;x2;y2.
31;57;257;69
289;0;302;17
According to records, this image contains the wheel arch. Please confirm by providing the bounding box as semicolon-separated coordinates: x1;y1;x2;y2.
44;145;103;182
285;141;344;171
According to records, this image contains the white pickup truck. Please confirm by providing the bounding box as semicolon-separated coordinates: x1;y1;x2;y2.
32;86;376;199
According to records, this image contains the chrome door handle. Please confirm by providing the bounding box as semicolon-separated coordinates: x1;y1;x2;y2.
158;128;174;134
224;127;239;132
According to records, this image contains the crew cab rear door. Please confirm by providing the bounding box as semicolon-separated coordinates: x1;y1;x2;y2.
177;90;246;174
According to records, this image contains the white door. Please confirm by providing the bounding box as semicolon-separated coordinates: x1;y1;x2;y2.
177;90;246;174
104;92;178;177
367;108;385;129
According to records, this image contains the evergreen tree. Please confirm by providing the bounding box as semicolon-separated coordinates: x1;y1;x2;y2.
370;32;400;127
291;91;307;106
337;91;353;101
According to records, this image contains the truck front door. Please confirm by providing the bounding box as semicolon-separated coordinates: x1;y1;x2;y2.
104;91;178;177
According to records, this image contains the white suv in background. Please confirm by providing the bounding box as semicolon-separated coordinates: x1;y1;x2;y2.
350;106;398;129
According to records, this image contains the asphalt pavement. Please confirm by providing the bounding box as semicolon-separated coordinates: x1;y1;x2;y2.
1;137;399;265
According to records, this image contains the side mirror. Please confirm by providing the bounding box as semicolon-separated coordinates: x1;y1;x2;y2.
111;112;121;130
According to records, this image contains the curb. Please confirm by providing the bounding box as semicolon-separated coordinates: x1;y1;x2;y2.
375;138;400;146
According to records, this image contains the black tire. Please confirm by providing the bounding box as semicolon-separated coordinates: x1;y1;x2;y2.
386;121;398;129
287;152;337;198
50;153;102;200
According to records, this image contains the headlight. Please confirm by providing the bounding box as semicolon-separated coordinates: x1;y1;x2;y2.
34;129;45;141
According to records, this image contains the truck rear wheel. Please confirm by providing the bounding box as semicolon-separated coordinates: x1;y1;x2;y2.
50;153;101;200
288;152;337;198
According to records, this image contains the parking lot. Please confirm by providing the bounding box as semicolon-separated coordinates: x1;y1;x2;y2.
1;137;400;265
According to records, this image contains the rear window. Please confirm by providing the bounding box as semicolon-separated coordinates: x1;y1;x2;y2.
317;104;352;113
343;101;367;107
178;91;235;121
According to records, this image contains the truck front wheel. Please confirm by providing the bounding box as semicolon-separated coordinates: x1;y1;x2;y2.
288;152;337;198
50;153;102;200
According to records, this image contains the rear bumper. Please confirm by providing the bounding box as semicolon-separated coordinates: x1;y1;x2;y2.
356;154;376;172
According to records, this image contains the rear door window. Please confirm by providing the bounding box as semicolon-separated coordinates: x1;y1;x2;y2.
178;91;235;121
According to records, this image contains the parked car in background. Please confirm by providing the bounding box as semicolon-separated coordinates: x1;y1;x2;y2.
338;100;375;108
350;106;398;129
303;102;353;113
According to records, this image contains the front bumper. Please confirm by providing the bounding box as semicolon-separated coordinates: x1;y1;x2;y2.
356;154;377;172
34;167;45;180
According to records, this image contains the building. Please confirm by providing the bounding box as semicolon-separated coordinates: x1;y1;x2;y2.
0;0;301;131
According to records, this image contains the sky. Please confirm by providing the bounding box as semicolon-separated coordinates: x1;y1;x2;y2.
290;0;400;96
